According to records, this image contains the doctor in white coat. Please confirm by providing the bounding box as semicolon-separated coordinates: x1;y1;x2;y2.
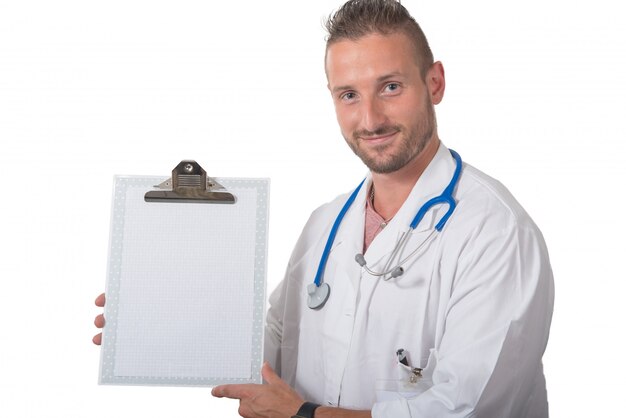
219;1;554;417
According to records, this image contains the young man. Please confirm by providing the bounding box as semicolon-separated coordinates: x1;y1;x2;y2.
211;1;554;417
96;1;553;416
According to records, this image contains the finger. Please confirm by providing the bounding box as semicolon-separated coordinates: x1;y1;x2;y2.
238;399;259;418
261;361;285;387
95;293;106;307
92;332;102;345
211;384;256;400
238;402;253;418
94;314;105;328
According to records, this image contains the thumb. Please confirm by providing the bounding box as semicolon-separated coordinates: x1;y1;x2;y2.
261;361;284;386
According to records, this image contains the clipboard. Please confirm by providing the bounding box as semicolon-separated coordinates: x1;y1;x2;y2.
99;160;269;387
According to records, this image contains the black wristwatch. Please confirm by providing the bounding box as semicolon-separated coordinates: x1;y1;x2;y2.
291;401;321;418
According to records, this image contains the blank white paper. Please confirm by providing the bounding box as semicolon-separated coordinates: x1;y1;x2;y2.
99;176;269;387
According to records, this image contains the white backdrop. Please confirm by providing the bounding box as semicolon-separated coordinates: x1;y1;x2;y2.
1;1;624;416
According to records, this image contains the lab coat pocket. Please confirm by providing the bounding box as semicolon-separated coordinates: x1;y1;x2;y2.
375;349;437;402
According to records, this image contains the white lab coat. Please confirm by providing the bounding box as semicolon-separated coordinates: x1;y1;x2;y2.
265;144;554;417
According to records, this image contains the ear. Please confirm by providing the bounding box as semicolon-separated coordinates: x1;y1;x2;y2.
427;61;446;105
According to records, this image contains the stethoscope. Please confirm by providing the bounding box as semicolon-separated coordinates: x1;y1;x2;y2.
307;149;462;309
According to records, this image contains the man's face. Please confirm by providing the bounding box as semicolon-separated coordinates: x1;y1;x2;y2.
326;32;439;174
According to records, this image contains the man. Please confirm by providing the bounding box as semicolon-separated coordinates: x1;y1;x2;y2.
96;1;554;416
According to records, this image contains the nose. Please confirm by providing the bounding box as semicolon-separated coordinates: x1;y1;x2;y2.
361;96;387;132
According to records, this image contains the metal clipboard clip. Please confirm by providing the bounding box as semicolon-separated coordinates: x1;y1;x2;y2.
144;160;236;204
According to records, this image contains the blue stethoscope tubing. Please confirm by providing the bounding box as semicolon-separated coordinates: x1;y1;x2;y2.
309;149;462;309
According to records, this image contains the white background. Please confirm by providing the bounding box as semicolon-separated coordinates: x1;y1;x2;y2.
1;0;624;416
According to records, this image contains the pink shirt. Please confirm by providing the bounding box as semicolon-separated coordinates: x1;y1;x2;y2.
363;189;389;253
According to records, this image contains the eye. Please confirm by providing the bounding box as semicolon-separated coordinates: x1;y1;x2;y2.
383;83;401;94
340;91;358;102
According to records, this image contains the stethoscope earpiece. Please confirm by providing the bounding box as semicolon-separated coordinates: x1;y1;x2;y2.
391;267;404;278
355;253;407;279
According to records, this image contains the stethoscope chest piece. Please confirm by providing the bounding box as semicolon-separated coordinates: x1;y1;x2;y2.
307;282;330;309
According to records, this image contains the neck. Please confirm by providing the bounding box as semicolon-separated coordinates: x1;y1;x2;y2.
370;137;440;220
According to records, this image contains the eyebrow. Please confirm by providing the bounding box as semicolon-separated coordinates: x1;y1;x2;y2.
331;72;405;95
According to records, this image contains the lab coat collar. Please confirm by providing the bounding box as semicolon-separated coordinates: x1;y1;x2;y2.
361;142;457;268
325;176;369;292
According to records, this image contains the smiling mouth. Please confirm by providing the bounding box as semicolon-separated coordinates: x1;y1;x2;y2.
359;130;399;144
